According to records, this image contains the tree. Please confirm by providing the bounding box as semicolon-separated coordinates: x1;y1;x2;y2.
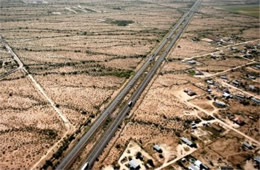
147;159;154;167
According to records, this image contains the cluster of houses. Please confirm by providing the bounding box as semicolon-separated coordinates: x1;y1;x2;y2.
228;43;260;58
242;44;260;58
187;60;197;65
127;145;160;170
215;37;234;46
231;79;258;93
210;51;225;59
226;113;246;126
205;76;260;106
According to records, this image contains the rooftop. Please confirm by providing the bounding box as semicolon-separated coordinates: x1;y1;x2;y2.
129;159;140;169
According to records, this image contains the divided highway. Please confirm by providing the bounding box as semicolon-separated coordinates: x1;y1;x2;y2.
82;0;201;169
56;0;201;169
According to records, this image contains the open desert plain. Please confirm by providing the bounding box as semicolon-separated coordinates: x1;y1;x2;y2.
0;0;259;169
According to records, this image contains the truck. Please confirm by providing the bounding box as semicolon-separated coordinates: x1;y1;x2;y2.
128;101;133;107
81;162;89;170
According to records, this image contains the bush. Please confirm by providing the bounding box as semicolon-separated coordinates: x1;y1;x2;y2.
147;159;154;167
110;20;134;26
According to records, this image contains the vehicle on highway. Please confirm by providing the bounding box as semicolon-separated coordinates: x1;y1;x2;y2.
128;101;133;107
81;162;89;170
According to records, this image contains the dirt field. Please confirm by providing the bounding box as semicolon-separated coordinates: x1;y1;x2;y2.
0;0;259;169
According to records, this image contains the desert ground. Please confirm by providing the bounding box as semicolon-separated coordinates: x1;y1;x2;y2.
0;0;259;169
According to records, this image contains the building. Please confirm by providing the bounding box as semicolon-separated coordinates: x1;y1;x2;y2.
184;88;197;96
232;80;240;86
257;43;260;49
234;94;245;101
188;164;200;170
241;49;247;53
206;80;214;85
192;37;200;41
248;85;255;91
191;122;197;129
254;156;260;165
211;124;223;132
207;89;212;94
251;97;260;105
244;53;252;58
245;44;254;49
153;144;162;153
129;160;140;170
255;64;260;69
194;160;210;170
233;117;245;126
195;70;204;75
220;166;233;170
187;60;196;65
249;49;258;54
247;75;256;80
242;142;253;150
214;100;227;108
220;75;228;80
223;92;232;99
181;137;196;147
230;47;237;51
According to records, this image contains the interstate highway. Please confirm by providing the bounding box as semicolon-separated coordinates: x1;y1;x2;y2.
81;0;201;169
56;0;201;169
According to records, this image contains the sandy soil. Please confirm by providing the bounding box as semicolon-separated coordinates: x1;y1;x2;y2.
0;71;65;169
